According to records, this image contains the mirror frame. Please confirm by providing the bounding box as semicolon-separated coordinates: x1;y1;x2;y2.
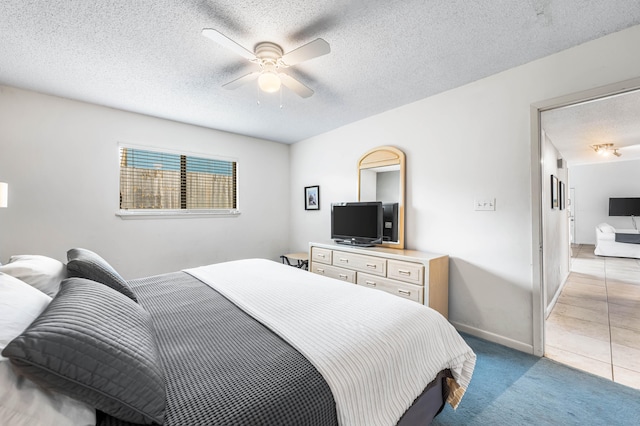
357;146;406;249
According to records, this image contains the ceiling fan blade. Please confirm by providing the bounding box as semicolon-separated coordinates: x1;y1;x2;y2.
223;72;260;90
279;73;314;98
202;29;257;61
280;38;330;66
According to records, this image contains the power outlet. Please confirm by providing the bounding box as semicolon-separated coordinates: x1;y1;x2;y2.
474;198;496;211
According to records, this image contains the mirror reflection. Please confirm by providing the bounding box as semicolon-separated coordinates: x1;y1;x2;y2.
357;147;405;249
359;166;400;203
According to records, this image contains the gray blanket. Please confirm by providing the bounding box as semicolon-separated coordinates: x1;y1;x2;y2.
98;271;337;426
615;232;640;244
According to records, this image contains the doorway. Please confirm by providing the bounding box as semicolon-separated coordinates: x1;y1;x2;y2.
532;78;640;389
569;187;575;244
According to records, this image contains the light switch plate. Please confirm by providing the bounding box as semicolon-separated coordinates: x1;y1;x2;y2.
474;198;496;211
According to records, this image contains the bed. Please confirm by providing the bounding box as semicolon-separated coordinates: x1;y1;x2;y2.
594;223;640;259
0;249;475;426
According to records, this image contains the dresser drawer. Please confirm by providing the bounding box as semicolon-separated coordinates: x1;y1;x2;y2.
311;247;332;265
387;259;424;285
309;243;449;318
357;273;424;303
332;251;386;277
311;263;356;283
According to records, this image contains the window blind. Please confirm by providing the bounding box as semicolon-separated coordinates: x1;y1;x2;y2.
119;147;237;210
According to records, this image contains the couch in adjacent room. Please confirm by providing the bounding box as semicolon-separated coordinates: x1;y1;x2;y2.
594;223;640;259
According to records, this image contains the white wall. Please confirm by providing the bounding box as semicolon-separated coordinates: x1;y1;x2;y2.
0;86;290;279
542;132;570;312
571;159;640;244
289;25;640;351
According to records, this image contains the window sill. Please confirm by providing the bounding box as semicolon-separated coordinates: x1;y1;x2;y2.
116;209;241;220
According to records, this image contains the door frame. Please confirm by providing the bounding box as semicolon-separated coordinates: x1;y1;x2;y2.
530;76;640;357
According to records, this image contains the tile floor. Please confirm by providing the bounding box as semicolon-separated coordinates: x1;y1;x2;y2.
545;244;640;389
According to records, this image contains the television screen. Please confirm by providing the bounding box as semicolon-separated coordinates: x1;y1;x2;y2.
331;202;383;246
609;198;640;216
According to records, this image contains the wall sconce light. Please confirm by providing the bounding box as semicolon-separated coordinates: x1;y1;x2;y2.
0;182;8;208
591;143;621;157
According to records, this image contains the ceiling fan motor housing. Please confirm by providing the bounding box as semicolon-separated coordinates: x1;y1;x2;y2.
254;42;284;67
253;42;284;92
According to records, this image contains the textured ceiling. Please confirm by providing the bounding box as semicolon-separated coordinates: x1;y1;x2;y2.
542;89;640;165
1;1;640;144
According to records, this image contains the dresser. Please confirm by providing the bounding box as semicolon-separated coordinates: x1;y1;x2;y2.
309;242;449;319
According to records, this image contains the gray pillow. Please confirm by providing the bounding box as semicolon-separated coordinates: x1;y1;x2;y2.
1;278;165;425
66;248;137;302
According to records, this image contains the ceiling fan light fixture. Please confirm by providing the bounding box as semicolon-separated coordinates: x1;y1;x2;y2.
258;71;281;93
203;29;330;99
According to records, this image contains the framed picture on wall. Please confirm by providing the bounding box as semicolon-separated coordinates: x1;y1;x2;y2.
559;181;565;210
305;185;320;210
551;175;558;209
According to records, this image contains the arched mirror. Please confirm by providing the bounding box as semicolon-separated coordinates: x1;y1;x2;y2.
358;146;405;249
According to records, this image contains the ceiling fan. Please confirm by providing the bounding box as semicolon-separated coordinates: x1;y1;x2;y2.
202;29;330;98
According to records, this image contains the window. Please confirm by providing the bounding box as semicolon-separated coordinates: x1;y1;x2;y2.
118;146;238;217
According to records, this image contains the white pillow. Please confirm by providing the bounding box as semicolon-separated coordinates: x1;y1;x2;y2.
597;223;616;234
0;273;95;426
0;361;95;426
0;255;66;297
0;272;51;352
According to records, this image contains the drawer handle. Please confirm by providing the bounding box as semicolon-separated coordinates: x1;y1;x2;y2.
339;274;348;279
317;268;325;274
398;270;411;276
339;258;349;263
317;253;326;258
398;289;411;296
364;280;377;287
366;263;377;269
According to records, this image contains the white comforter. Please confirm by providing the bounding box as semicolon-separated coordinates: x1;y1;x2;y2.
185;259;475;426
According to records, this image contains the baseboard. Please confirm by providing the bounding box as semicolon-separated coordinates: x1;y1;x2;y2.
544;272;570;319
450;321;535;355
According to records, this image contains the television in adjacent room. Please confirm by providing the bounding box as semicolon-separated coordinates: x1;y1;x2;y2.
331;202;383;247
609;198;640;216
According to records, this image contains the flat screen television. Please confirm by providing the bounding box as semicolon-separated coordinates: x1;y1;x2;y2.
331;201;383;247
609;198;640;216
